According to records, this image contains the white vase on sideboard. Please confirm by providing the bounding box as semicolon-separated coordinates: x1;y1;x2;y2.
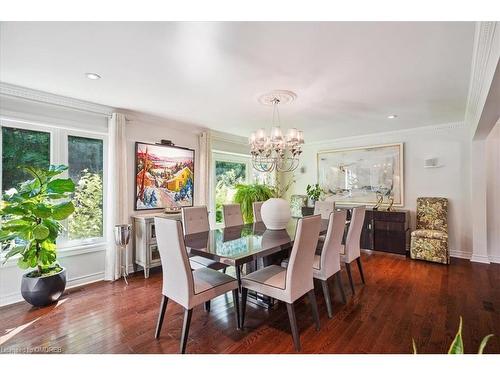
261;198;291;230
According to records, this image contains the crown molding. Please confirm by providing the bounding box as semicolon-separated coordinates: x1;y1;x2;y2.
306;121;466;147
0;82;114;116
210;129;248;145
465;22;500;136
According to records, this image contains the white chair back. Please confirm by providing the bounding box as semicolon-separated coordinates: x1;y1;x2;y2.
319;210;347;277
182;206;209;235
314;200;335;219
253;201;264;223
286;215;321;301
223;204;244;227
154;217;194;308
344;206;366;263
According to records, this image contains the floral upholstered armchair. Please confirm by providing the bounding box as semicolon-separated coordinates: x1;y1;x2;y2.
410;197;449;264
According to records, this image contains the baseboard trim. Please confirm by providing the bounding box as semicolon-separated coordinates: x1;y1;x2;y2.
470;254;491;264
449;250;472;260
489;255;500;264
0;271;105;307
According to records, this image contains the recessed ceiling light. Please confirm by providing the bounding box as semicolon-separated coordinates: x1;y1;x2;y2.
387;114;398;119
85;72;101;80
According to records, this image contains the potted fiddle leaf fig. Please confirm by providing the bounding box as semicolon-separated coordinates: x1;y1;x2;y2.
0;165;75;307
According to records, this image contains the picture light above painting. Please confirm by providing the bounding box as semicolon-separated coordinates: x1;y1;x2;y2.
317;143;404;206
135;142;195;211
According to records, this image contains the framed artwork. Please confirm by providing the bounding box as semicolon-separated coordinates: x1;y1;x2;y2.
317;143;404;206
135;142;195;211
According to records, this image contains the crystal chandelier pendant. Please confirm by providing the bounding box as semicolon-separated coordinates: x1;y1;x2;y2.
250;90;302;173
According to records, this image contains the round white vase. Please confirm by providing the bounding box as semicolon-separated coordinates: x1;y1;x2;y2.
261;198;292;230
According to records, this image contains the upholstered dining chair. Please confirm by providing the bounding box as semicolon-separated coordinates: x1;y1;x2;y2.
341;206;366;295
410;197;449;264
223;204;244;227
253;201;264;223
181;206;227;272
182;206;228;312
313;210;347;318
240;215;322;352
153;217;240;354
314;200;336;219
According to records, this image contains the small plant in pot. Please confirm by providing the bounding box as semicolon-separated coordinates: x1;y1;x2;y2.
306;183;322;207
1;165;75;307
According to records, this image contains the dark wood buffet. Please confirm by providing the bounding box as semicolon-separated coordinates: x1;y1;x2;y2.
302;206;410;255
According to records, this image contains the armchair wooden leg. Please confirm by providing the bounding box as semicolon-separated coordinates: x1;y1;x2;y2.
345;262;355;295
154;295;168;339
356;257;366;284
232;289;241;329
180;308;193;354
307;289;321;330
204;300;211;312
286;302;301;351
240;287;248;328
335;272;347;304
320;279;333;318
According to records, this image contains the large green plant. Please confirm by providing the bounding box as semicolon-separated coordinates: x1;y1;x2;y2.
412;317;494;354
233;183;274;223
1;165;75;277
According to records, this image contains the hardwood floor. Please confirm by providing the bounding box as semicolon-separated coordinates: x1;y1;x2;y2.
1;251;499;354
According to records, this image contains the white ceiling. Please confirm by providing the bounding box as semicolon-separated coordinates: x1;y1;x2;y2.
0;22;475;141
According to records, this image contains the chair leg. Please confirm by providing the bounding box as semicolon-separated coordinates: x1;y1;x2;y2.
320;279;333;318
154;295;169;339
240;287;248;328
345;262;355;295
232;289;241;329
180;308;193;354
236;266;242;293
307;289;321;330
204;300;211;312
356;257;366;284
335;272;347;304
222;267;227;274
286;302;301;351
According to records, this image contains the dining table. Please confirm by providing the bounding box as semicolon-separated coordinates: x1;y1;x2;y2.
184;218;330;307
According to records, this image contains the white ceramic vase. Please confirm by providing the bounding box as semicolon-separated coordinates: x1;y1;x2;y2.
261;198;292;230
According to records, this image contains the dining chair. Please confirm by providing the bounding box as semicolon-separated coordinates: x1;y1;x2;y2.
153;217;240;354
223;204;244;227
313;210;347;318
182;206;227;271
341;206;366;295
314;200;336;219
182;206;228;311
240;215;322;351
253;201;264;223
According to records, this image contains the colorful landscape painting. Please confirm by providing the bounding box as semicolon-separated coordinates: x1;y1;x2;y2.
135;142;194;210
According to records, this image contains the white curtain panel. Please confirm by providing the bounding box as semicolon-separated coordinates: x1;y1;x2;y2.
105;113;129;281
197;131;212;206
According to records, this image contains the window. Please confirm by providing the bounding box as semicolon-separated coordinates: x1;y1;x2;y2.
1;126;51;191
211;151;253;226
214;160;247;224
67;136;104;240
1;119;107;247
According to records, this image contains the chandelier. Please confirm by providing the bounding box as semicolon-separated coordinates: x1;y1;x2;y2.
249;91;304;173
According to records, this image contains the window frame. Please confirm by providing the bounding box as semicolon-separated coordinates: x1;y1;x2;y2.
0;117;108;251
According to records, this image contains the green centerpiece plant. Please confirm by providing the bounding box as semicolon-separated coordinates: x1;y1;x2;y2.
233;183;274;223
1;165;75;306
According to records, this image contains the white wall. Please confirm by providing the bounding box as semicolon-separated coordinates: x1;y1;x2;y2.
291;122;472;257
486;122;500;263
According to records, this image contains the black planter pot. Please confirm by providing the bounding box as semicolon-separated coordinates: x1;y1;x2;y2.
21;267;67;307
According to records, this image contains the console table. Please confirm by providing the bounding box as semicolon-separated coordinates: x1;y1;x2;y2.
132;212;181;278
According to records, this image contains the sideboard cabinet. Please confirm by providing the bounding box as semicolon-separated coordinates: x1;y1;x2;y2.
359;209;410;255
132;213;181;278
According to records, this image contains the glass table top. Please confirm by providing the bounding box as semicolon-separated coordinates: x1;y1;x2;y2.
184;219;329;265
